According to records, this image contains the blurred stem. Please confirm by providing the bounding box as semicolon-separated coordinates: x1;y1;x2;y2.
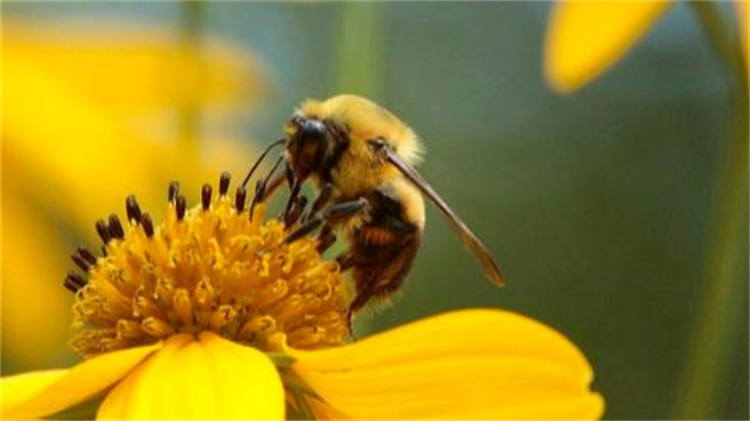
333;2;384;336
179;1;206;159
673;3;749;419
334;2;384;99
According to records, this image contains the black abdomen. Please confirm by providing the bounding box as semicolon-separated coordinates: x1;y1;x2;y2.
346;189;422;313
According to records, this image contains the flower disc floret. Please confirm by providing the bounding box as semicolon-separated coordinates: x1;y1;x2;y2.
68;175;350;357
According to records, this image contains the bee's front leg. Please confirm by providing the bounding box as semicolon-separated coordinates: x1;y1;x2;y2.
283;197;368;244
304;182;335;223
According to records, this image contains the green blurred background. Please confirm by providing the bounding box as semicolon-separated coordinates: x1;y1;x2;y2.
1;2;747;420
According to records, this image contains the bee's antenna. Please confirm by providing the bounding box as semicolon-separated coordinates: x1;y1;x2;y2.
249;155;286;216
241;138;286;189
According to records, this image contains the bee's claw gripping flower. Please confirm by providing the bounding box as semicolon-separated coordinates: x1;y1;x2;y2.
66;172;352;358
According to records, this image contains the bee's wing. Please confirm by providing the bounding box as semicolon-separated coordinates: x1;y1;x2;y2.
384;147;506;286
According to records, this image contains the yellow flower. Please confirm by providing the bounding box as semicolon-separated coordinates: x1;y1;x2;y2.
1;18;265;369
1;177;604;420
544;1;670;93
543;1;749;93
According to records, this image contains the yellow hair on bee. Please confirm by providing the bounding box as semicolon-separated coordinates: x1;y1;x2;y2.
281;94;502;317
299;94;424;165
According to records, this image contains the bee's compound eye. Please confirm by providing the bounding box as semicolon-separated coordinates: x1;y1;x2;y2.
369;138;387;150
299;120;328;141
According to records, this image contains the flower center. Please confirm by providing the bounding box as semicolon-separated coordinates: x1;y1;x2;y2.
66;172;351;357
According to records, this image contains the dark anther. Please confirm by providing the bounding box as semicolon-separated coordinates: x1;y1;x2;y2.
141;213;154;238
219;171;231;196
108;214;125;239
77;247;97;266
201;184;212;211
63;271;87;293
71;253;90;272
235;186;247;212
126;195;142;223
95;219;111;244
63;278;79;293
176;195;187;220
168;181;180;203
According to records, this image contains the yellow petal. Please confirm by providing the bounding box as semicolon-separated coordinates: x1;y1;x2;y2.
2;19;265;116
0;369;68;415
544;0;671;93
292;309;592;375
292;309;604;420
97;333;285;420
1;342;160;419
737;1;749;73
1;19;260;235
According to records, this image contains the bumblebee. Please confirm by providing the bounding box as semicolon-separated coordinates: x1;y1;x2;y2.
245;95;504;316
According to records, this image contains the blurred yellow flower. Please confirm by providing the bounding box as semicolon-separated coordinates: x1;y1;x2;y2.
0;184;604;419
1;18;266;371
544;1;670;93
544;1;749;93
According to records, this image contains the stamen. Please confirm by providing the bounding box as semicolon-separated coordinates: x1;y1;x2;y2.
172;289;194;326
141;213;154;238
219;171;231;196
168;181;180;203
116;319;142;340
71;253;91;272
64;271;86;293
107;214;124;239
235;186;247;213
210;305;238;331
68;175;350;358
141;317;175;338
95;219;111;244
201;184;212;211
175;195;187;220
125;195;142;223
63;278;79;293
77;247;97;266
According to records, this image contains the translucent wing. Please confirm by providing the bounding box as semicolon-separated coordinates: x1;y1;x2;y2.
384;147;506;286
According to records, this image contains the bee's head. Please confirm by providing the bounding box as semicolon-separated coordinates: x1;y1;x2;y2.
284;113;342;181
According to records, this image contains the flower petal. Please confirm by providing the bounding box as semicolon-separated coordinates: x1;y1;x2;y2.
0;369;68;415
291;309;604;420
1;342;160;419
544;0;671;93
97;333;285;420
1;19;261;235
292;309;592;375
2;19;265;116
